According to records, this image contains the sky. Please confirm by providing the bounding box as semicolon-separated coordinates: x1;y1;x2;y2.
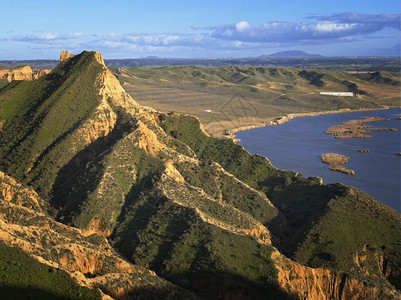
0;0;400;59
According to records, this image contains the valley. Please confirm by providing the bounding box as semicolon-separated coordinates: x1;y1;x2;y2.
112;65;400;137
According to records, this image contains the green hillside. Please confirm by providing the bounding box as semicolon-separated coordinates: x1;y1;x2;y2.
0;51;104;194
0;51;400;299
0;242;102;300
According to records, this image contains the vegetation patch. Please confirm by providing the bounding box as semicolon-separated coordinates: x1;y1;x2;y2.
298;70;325;87
342;80;366;95
295;188;401;288
0;242;101;299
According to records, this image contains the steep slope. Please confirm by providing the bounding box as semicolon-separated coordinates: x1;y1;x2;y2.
0;171;194;299
0;50;400;299
157;111;401;293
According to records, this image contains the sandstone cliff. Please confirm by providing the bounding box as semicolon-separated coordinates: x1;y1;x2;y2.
0;171;194;299
272;249;400;300
0;65;50;82
60;50;77;62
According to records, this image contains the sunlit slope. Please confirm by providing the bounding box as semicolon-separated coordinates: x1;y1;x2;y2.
0;171;194;299
0;51;400;299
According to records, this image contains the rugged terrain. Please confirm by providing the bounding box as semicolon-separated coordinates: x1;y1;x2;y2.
0;51;400;299
0;65;50;85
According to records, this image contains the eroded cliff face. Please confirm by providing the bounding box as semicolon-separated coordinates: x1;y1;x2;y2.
0;65;50;82
0;171;193;299
2;166;400;300
272;250;400;300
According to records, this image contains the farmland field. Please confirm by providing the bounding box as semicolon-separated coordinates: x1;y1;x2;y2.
112;66;400;137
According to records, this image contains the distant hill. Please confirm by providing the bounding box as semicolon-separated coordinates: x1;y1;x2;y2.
139;55;161;59
2;55;401;71
263;50;323;58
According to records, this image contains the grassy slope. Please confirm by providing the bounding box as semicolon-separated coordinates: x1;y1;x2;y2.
0;242;101;300
158;113;341;243
157;112;401;290
295;188;401;287
0;51;104;194
113;198;287;299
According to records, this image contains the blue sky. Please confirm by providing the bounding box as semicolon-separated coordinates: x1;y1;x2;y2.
0;0;400;59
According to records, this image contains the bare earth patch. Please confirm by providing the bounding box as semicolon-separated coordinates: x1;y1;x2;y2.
321;153;355;175
325;116;398;139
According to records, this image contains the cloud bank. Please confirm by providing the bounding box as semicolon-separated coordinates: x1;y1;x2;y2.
2;13;399;57
3;32;83;43
210;13;400;44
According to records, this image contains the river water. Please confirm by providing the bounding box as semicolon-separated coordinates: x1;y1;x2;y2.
236;108;401;212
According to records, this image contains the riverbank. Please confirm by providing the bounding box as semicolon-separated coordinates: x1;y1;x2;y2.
235;108;401;211
228;106;398;141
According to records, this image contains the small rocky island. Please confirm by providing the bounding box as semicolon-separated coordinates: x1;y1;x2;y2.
321;153;355;175
325;116;398;139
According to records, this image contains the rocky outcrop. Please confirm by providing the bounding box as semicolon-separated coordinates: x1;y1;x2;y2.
33;68;51;79
60;50;102;64
0;171;194;299
0;65;50;82
60;50;76;62
272;250;401;300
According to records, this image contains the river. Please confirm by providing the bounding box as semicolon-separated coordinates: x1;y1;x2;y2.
236;108;401;212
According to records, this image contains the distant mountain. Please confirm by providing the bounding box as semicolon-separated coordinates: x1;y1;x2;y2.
263;50;323;58
139;55;161;59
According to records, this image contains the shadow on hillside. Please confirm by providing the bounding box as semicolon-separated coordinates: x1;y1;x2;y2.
160;270;290;300
266;182;348;257
0;286;77;300
50;110;137;218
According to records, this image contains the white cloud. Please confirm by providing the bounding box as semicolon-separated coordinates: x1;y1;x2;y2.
211;13;400;45
3;32;83;43
87;13;399;57
2;12;398;58
311;13;400;30
313;22;357;33
235;21;250;32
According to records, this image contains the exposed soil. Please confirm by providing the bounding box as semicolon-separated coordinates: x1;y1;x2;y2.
321;153;355;175
325;116;398;139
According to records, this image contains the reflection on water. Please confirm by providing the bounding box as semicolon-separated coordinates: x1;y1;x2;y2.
236;108;401;212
